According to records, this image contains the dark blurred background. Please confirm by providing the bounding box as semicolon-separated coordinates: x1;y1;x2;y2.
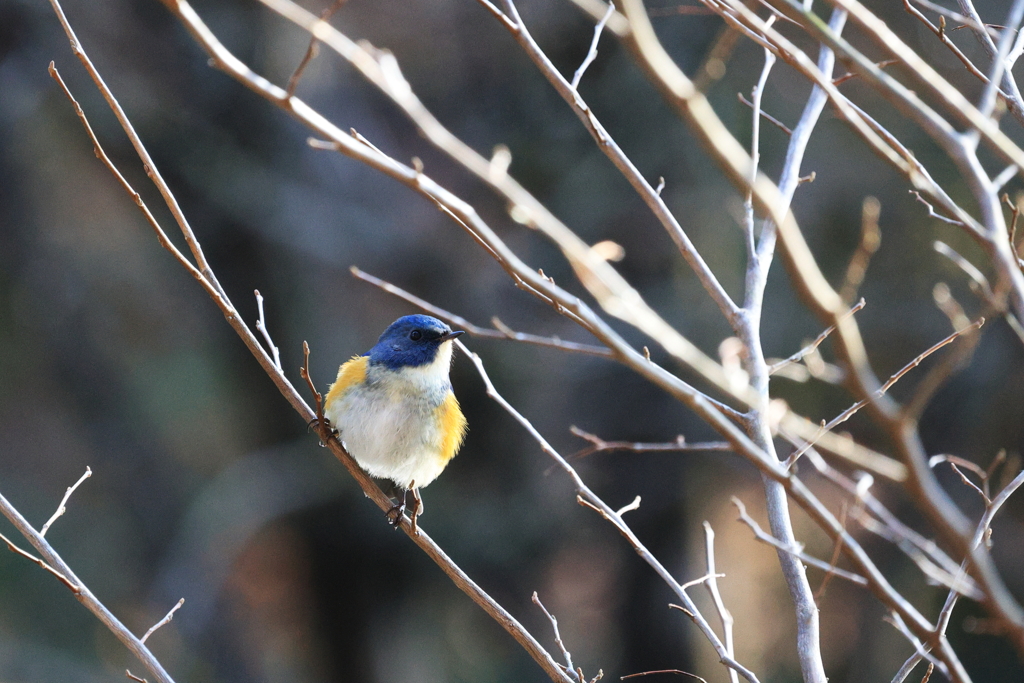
2;0;1024;680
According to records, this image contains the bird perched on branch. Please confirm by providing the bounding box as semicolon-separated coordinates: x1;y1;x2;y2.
323;314;467;530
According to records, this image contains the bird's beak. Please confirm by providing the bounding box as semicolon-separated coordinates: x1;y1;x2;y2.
439;330;465;343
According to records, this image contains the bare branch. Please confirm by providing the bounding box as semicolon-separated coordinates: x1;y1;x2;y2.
785;318;985;468
702;522;738;683
732;498;868;587
934;241;994;299
769;299;864;375
797;447;980;597
910;191;966;226
736;92;792;135
482;0;745;332
284;0;345;98
571;1;616;90
459;340;762;683
140;599;184;645
40;466;92;537
0;488;176;683
782;321;983;471
569;426;731;459
0;529;79;592
351;267;613;358
616;496;642;515
840;198;881;304
930;455;991;504
533;592;579;679
621;670;708;681
254;290;282;371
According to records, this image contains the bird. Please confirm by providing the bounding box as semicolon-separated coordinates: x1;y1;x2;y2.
323;314;467;529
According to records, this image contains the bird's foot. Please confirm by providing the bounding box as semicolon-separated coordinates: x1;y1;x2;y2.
385;484;422;534
385;502;405;527
306;417;336;447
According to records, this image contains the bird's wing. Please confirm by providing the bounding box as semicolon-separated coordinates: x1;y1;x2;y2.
324;355;370;409
436;391;468;463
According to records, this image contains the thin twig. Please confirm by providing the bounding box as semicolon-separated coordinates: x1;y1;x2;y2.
907;0;997;35
840;198;881;304
571;1;616;90
769;299;864;375
1003;193;1021;257
0;487;176;683
886;612;949;679
140;599;184;644
0;530;79;592
910;190;966;226
533;592;578;679
933;242;994;299
254;290;282;371
736;92;792;135
458;340;762;683
484;0;746;334
796;446;980;597
284;0;345;98
784;318;984;468
569;426;731;459
40;466;92;537
621;670;708;681
731;498;868;586
832;59;899;85
702;522;738;683
929;455;990;504
351;267;613;358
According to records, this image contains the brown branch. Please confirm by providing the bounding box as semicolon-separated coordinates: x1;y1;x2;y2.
0;530;79;592
482;0;746;333
285;0;345;97
929;455;991;505
909;190;966;226
795;446;980;598
840;198;881;304
1004;193;1021;258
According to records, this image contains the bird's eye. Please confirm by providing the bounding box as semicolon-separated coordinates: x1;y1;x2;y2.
409;330;422;341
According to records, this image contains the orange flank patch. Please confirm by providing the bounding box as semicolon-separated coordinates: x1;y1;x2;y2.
437;391;468;464
324;355;368;409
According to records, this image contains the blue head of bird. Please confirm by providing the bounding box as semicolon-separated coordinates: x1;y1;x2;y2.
367;314;465;372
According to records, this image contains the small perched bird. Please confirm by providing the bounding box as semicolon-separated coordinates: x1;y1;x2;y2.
323;314;467;527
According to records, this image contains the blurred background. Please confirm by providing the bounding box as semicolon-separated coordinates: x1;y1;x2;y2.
2;0;1024;680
